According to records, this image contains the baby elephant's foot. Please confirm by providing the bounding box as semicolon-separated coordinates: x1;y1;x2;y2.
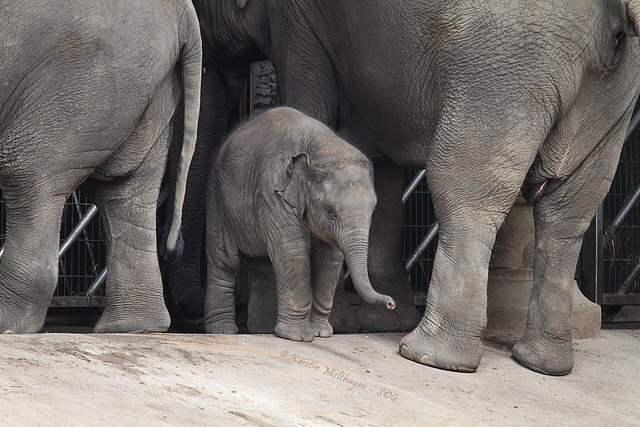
399;321;482;373
205;320;239;334
310;313;333;338
275;321;315;342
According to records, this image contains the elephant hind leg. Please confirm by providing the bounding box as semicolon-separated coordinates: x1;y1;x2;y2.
0;190;68;333
88;125;172;333
204;235;241;335
204;195;241;335
512;133;622;375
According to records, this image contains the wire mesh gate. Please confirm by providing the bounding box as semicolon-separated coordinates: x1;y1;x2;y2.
0;190;106;306
593;108;640;306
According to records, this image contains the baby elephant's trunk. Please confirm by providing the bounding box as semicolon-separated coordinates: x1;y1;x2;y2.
340;231;396;310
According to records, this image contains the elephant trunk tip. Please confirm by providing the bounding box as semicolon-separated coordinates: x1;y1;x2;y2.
362;293;396;310
384;296;396;310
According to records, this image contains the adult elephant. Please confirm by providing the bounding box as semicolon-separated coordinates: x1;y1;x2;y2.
185;0;640;374
0;0;201;333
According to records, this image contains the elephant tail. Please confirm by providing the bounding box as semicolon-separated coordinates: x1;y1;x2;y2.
165;2;202;253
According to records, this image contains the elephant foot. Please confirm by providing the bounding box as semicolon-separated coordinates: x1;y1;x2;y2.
512;335;574;376
399;321;482;372
275;321;315;342
94;305;171;333
358;294;420;333
0;302;48;334
310;312;333;338
205;320;239;334
328;295;360;333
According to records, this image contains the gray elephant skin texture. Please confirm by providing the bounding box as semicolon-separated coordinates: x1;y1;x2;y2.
0;0;201;333
205;107;395;342
189;0;640;375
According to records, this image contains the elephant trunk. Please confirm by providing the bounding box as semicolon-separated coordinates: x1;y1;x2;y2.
339;228;396;310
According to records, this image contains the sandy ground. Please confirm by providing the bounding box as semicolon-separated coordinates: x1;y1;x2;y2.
0;329;639;426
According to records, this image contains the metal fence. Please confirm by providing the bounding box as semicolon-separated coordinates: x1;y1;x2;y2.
0;190;106;306
597;108;640;305
402;170;436;297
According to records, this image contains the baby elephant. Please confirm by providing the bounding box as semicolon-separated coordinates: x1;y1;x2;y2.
206;107;395;341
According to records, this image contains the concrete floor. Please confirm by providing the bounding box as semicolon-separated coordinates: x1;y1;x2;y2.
1;328;639;426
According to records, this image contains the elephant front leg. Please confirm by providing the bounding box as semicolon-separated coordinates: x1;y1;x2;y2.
0;192;68;333
309;240;344;338
267;233;315;342
399;150;525;372
399;232;493;372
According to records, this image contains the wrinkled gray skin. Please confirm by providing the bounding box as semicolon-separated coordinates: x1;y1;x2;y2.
192;0;640;375
0;0;201;333
206;107;395;342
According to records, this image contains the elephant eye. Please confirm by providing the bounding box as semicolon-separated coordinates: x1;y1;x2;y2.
325;205;337;219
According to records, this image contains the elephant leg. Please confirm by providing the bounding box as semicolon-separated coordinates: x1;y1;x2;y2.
204;235;241;335
512;137;623;375
89;127;172;333
399;155;526;372
246;258;278;334
0;190;68;333
309;240;344;338
266;233;314;342
357;160;421;332
510;213;579;375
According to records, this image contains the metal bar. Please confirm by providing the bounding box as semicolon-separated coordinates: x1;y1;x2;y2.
616;262;640;295
601;293;640;306
610;110;640;228
0;201;99;261
624;108;640;142
405;222;439;272
58;204;99;259
402;169;438;273
71;191;99;279
612;184;640;228
402;169;427;205
50;296;106;307
86;267;107;296
345;169;435;282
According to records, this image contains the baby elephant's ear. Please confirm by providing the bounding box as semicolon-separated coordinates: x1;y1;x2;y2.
275;153;310;215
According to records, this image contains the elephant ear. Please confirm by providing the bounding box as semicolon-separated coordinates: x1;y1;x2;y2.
627;1;640;36
237;0;248;8
275;153;310;216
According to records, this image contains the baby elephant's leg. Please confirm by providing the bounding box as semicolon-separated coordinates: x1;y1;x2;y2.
267;234;315;342
309;240;344;337
205;231;241;334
